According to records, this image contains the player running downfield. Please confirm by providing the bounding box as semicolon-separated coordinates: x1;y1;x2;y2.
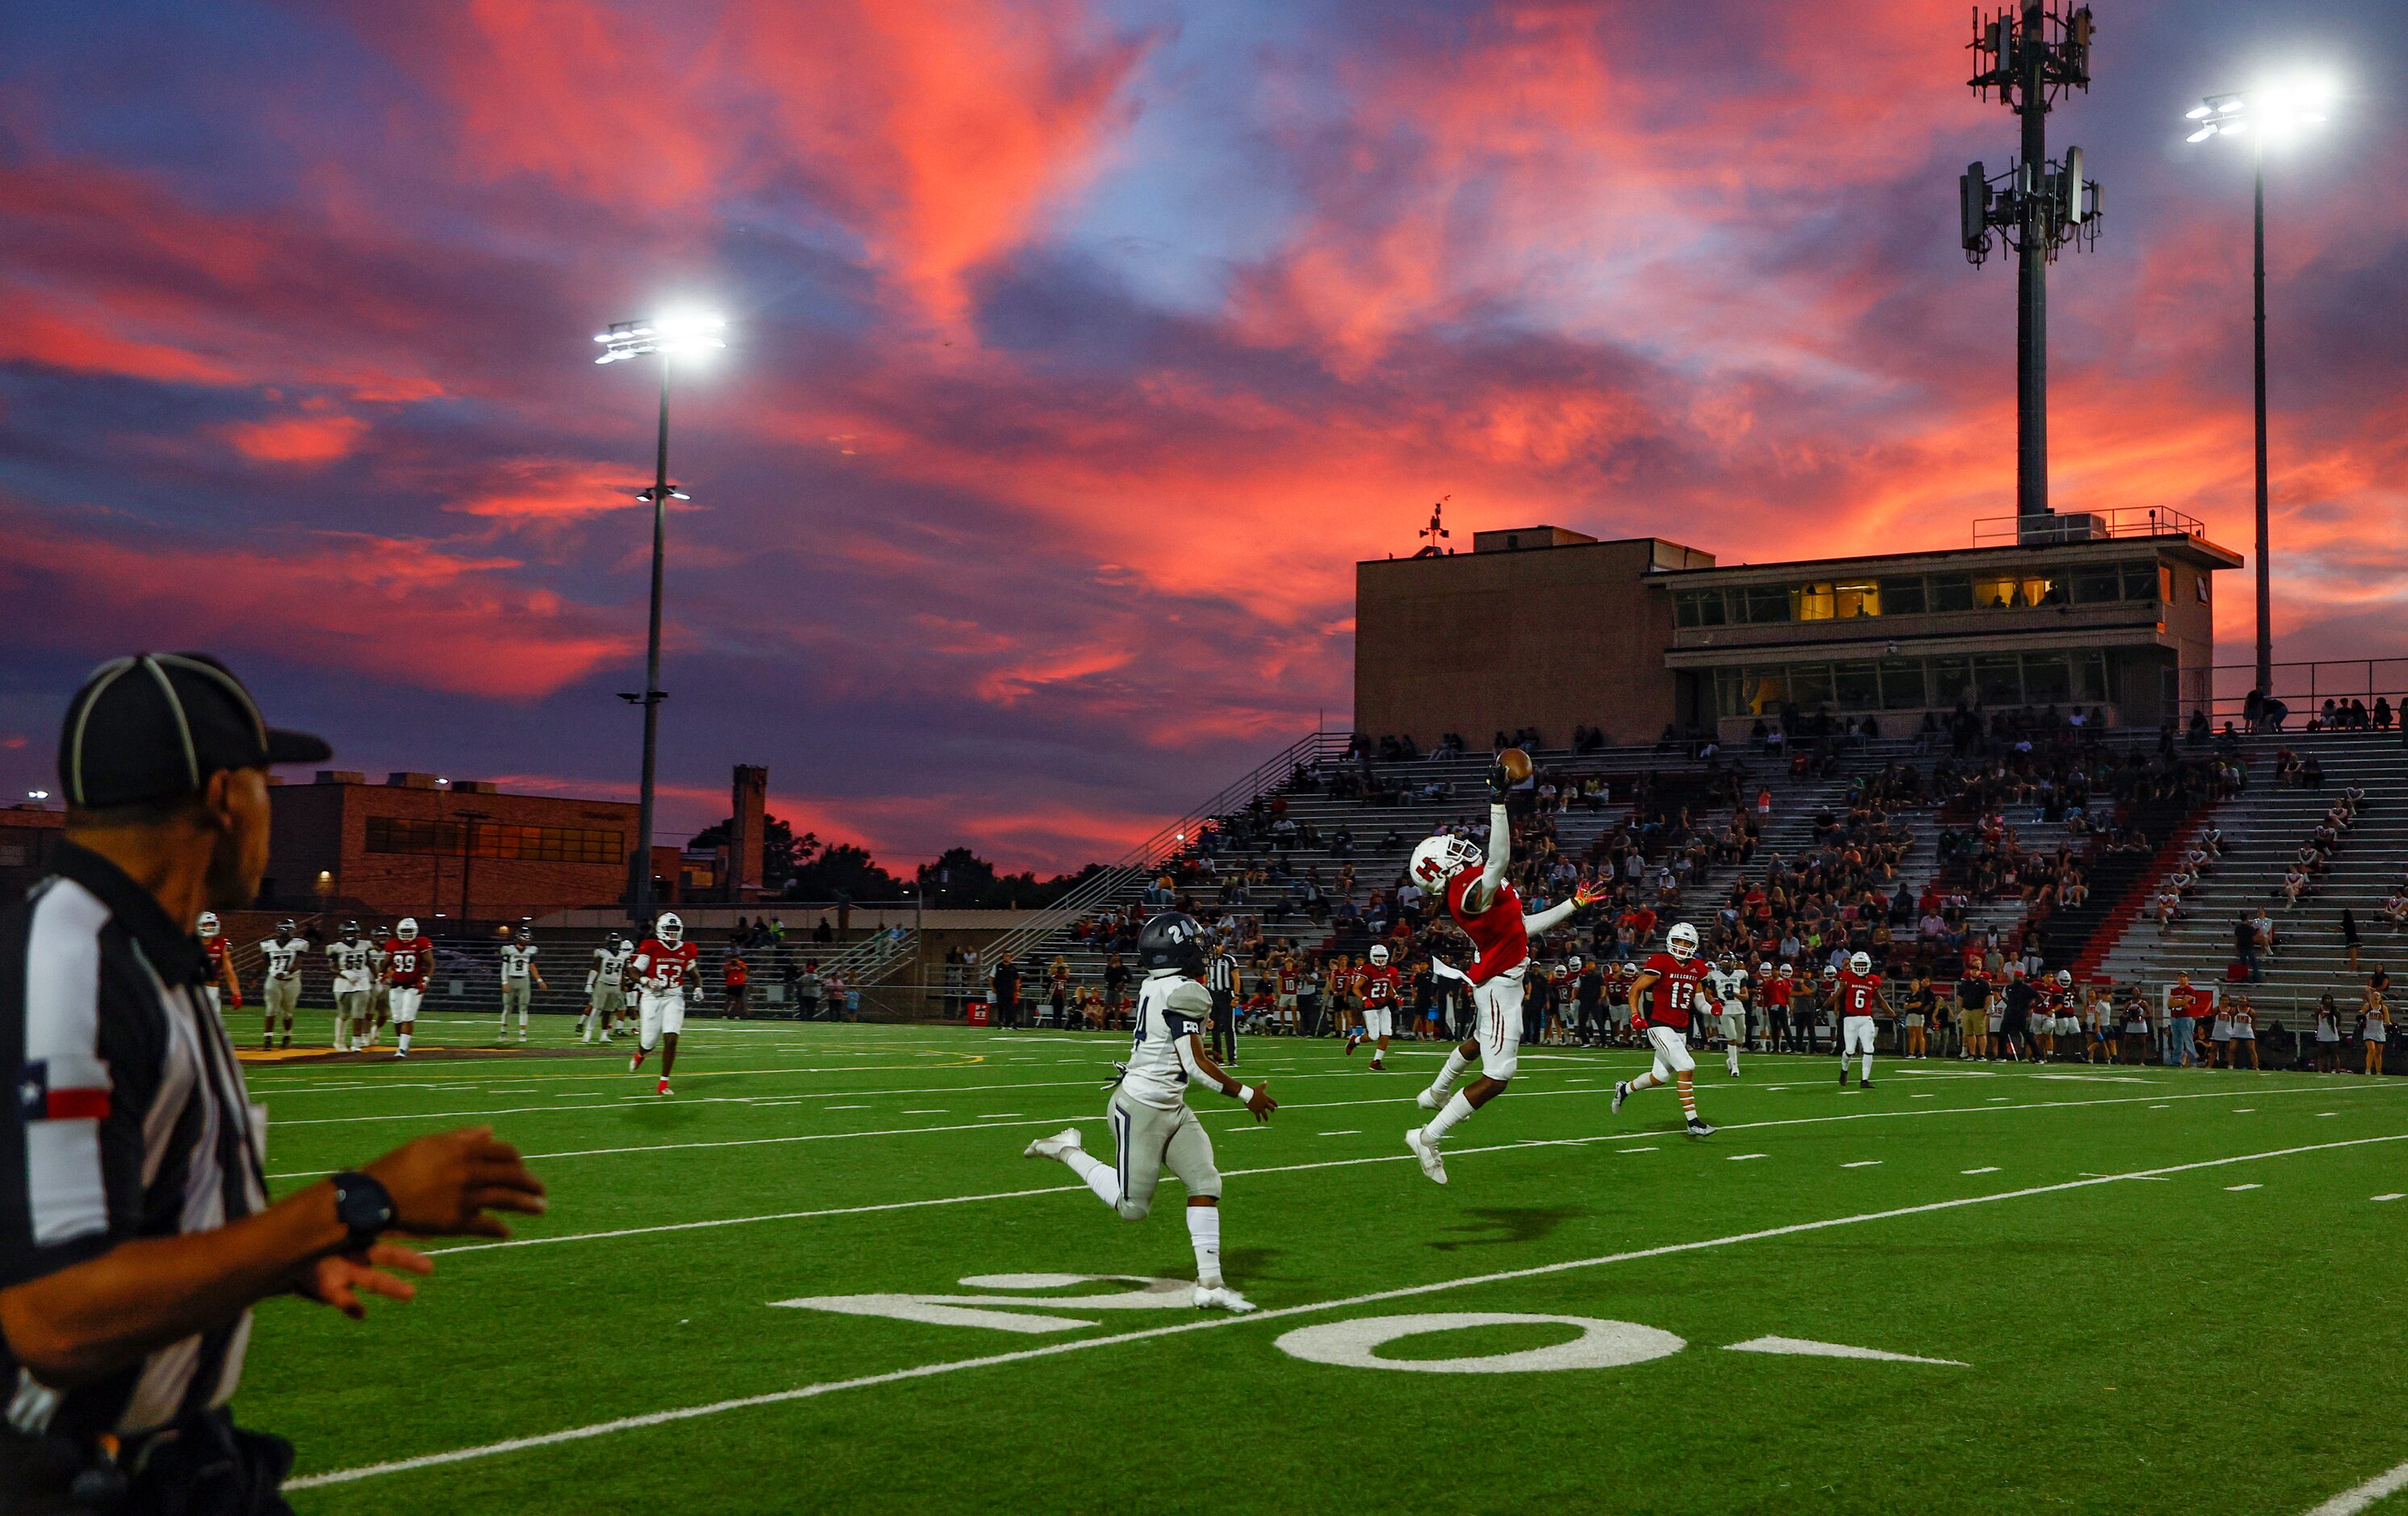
382;917;434;1058
629;912;697;1095
257;919;308;1049
1705;953;1749;1078
1404;752;1604;1184
1614;923;1715;1137
1836;950;1887;1087
196;911;239;1020
1346;943;1402;1070
1024;911;1276;1312
325;921;376;1053
580;932;633;1044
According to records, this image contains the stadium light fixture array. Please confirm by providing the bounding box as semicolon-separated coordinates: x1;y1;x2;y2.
594;311;727;364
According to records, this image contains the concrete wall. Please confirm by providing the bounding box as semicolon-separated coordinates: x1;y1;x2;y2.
1355;537;1711;748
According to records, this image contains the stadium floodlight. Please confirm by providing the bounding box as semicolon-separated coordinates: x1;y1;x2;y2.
2184;76;2338;697
596;308;731;928
593;310;727;364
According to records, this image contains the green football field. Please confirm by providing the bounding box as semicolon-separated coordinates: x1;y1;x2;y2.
232;1011;2408;1514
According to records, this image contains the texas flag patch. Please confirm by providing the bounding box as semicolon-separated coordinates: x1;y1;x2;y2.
18;1057;110;1122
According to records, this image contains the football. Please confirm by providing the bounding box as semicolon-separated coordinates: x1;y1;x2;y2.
1497;746;1533;783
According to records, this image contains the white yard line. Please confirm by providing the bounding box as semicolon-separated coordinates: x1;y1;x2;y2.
288;1130;2408;1491
2304;1456;2408;1515
417;1082;2405;1251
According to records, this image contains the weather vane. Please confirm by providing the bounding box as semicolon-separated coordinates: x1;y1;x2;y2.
1416;496;1452;557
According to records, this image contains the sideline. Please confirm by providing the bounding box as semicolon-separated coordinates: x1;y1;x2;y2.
287;1130;2408;1489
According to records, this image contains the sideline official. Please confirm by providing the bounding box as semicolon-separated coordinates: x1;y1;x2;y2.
0;655;547;1514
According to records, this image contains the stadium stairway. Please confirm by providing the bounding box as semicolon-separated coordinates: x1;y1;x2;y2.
2092;732;2408;1019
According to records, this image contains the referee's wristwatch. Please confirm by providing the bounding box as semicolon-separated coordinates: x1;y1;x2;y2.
331;1170;395;1250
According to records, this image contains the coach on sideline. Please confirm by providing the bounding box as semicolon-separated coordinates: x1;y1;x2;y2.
0;654;547;1514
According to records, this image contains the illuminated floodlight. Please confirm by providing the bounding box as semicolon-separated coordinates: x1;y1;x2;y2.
594;310;728;364
2182;78;2337;144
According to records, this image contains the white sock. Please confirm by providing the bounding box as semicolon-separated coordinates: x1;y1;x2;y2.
397;1031;411;1053
1426;1091;1476;1142
1627;1070;1662;1093
1186;1205;1224;1288
1061;1146;1122;1209
580;1018;593;1044
1861;1053;1874;1082
1727;1049;1740;1074
1426;1049;1470;1101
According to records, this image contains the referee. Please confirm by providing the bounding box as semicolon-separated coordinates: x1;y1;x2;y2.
1;655;547;1513
1206;940;1239;1066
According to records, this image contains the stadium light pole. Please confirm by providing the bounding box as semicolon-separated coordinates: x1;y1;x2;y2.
2185;77;2335;697
597;311;727;929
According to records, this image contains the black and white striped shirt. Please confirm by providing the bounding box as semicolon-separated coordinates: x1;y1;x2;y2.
1;842;268;1440
1207;954;1236;997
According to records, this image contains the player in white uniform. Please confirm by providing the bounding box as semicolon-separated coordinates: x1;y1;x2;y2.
1705;955;1750;1078
362;928;392;1049
580;933;633;1043
256;919;307;1049
325;922;376;1053
497;926;545;1041
1024;911;1275;1311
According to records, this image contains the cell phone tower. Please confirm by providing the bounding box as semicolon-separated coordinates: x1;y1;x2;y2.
1960;3;2104;540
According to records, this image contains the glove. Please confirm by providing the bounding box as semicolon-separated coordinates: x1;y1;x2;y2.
229;989;244;1010
1486;762;1513;800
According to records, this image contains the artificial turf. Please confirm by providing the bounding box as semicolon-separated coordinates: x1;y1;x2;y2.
230;1011;2408;1514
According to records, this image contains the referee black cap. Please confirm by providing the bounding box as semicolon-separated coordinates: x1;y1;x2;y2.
58;652;333;808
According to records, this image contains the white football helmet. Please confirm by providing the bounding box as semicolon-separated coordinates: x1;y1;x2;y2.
1368;943;1392;966
1822;964;1839;981
196;911;220;939
1848;951;1871;974
656;911;685;946
1408;834;1482;892
1665;922;1698;960
1757;961;1774;977
1566;956;1583;973
397;917;419;938
2056;969;2074;986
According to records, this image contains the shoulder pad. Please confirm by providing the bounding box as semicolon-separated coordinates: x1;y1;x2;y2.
1164;979;1213;1014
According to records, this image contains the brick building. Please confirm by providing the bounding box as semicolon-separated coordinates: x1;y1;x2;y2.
1355;510;2240;744
264;772;659;922
0;805;67;902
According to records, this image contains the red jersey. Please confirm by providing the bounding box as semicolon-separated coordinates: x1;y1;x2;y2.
202;936;230;982
1765;977;1794;1008
382;936;433;988
1836;969;1883;1017
1636;950;1709;1031
632;938;698;995
725;957;749;989
1445;870;1527;985
1357;965;1401;1007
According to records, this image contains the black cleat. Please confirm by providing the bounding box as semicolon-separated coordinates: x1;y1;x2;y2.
1612;1080;1630;1115
1686;1116;1715;1138
1861;1078;1874;1088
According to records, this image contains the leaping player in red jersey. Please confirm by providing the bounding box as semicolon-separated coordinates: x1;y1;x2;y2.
1834;949;1888;1088
1346;943;1403;1070
1402;762;1605;1184
1613;922;1717;1137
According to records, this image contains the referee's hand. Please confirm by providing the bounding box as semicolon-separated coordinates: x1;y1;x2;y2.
364;1127;548;1239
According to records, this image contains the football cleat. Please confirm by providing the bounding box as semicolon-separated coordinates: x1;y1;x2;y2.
657;1078;672;1096
630;1048;647;1073
1370;1057;1384;1070
1416;1086;1444;1111
1612;1080;1631;1114
392;1049;406;1059
1840;1070;1850;1086
1192;1284;1257;1313
1024;1128;1085;1161
1405;1127;1448;1185
1346;1032;1363;1055
1861;1078;1874;1088
1686;1116;1716;1137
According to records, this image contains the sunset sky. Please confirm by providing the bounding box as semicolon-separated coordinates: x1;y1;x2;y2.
2;1;2402;873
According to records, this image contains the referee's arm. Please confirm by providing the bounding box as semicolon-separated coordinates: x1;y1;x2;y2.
2;1125;542;1388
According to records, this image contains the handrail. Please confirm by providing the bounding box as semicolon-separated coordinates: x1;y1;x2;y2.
1970;505;2207;547
975;730;1352;969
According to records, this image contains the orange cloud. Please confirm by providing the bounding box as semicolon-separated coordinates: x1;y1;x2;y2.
224;413;371;464
0;509;633;700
